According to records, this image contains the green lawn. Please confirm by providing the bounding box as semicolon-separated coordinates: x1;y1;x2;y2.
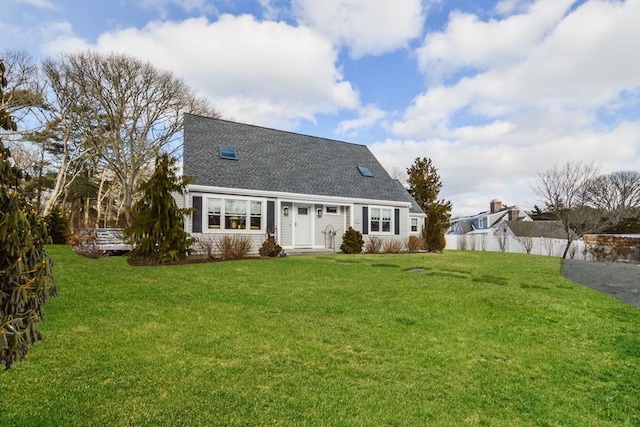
1;246;638;426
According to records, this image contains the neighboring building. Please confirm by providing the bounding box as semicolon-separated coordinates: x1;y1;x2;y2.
505;220;571;240
179;114;425;252
447;199;531;235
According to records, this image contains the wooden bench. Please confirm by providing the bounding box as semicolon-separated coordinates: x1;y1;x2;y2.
75;228;132;254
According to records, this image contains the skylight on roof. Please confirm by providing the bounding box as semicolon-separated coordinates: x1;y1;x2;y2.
219;147;237;160
357;166;373;177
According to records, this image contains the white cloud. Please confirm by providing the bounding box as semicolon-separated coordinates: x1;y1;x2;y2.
140;0;217;18
385;0;640;216
400;0;640;136
43;14;360;129
372;120;639;216
293;0;425;58
493;0;534;17
337;104;386;135
16;0;57;10
41;21;92;52
417;0;573;82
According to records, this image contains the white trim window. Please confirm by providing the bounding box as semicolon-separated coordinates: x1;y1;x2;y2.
411;217;419;233
208;199;222;229
478;217;486;229
325;205;339;215
207;197;263;231
370;207;392;233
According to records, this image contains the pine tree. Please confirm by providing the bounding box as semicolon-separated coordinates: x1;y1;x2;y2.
1;58;57;370
44;205;71;244
124;154;195;263
407;157;452;252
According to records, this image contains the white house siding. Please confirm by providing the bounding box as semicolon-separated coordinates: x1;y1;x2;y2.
353;203;365;234
178;189;419;253
352;203;416;243
398;208;408;237
177;191;191;232
178;191;272;255
313;204;346;251
279;202;293;247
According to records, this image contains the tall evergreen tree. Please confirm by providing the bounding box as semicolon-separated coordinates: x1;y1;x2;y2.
407;157;452;252
1;58;57;370
124;154;194;263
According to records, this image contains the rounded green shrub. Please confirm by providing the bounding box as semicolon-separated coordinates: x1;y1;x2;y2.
340;227;364;254
259;233;282;257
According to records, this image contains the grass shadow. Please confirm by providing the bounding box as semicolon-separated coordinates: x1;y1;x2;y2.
521;284;549;290
425;271;471;279
472;275;509;286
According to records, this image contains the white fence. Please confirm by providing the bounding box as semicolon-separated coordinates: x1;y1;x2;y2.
445;234;587;260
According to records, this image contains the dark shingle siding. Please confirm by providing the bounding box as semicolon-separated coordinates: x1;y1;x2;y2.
184;113;420;207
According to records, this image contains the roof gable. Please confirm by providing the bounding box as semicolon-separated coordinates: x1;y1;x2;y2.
183;114;420;208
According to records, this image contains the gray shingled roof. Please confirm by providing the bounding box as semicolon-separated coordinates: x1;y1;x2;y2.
393;179;425;214
184;114;424;213
506;220;573;240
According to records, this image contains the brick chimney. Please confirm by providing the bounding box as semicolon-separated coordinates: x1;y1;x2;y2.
509;208;520;221
490;199;502;213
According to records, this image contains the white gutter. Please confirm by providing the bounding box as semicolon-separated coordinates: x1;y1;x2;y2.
186;184;412;208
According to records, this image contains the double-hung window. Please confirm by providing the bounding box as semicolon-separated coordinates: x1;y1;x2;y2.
370;207;392;233
225;199;247;229
250;201;262;230
411;218;418;232
208;199;221;229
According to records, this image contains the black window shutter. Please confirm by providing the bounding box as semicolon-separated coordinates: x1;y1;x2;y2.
394;209;400;235
362;206;368;235
192;196;202;233
267;201;275;233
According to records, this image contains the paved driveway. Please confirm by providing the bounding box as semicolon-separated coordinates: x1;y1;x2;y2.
562;259;640;308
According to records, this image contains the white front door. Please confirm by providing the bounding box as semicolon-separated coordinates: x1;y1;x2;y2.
294;204;312;246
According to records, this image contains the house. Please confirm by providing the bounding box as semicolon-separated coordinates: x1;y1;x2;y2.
447;199;531;235
179;113;425;252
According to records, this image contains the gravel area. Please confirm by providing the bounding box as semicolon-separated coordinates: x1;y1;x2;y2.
562;259;640;308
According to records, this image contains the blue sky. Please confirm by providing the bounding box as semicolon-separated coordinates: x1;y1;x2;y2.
2;0;639;216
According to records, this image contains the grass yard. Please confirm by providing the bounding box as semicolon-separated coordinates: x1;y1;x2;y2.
1;246;638;426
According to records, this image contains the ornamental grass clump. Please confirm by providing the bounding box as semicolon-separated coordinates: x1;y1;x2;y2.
217;235;253;260
407;235;424;253
382;238;403;253
365;236;382;254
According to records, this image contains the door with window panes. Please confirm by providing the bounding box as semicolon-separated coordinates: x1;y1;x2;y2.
294;205;312;246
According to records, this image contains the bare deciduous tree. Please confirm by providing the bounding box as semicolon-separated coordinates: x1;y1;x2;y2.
585;170;640;232
495;224;508;252
508;220;535;254
387;166;407;182
531;161;603;258
479;233;488;251
0;49;45;124
40;58;100;216
49;51;218;224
